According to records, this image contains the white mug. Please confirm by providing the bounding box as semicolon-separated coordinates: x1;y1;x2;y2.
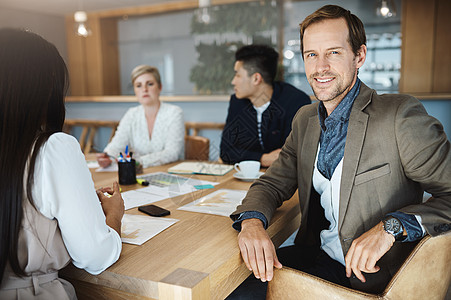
234;160;260;178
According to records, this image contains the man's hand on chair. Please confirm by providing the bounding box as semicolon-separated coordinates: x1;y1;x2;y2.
345;222;395;282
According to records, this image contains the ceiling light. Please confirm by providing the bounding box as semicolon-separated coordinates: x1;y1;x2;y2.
199;0;211;8
196;0;214;24
377;0;396;18
74;11;87;23
74;11;90;37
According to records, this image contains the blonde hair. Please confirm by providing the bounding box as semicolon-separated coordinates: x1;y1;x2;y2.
131;65;161;88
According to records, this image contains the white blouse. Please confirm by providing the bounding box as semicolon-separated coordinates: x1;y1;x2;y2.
33;133;122;274
104;103;185;168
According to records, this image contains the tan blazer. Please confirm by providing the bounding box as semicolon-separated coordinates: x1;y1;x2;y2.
233;83;451;293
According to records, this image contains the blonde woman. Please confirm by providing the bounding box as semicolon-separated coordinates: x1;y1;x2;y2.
97;65;184;168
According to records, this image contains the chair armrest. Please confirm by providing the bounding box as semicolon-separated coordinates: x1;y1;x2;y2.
267;267;376;300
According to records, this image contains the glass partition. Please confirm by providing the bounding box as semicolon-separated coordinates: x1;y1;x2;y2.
118;0;401;96
283;0;402;95
118;0;278;96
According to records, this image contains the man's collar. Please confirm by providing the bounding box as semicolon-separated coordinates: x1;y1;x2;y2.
318;78;361;129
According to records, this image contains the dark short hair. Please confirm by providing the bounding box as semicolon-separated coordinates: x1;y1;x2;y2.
235;44;278;84
300;5;366;56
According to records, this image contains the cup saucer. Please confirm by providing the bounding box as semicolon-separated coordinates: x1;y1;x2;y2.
233;171;264;182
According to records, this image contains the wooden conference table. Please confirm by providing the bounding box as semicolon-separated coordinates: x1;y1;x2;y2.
61;160;301;300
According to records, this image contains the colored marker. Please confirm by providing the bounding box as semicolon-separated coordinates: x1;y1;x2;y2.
136;179;149;186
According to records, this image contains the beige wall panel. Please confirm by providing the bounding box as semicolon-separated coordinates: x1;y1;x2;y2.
432;0;451;93
65;16;88;95
400;0;436;93
84;15;104;95
100;18;120;95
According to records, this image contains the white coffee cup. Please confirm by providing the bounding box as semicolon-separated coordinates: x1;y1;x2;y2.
234;160;261;178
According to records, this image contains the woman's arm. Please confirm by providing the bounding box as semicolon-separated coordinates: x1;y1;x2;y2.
38;133;123;275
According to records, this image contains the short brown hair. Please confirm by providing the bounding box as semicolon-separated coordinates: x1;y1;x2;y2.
131;65;161;88
300;5;366;56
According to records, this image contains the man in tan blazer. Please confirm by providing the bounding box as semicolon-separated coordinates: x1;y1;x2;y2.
229;4;451;297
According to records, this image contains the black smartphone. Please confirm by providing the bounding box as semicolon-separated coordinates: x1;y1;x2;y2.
138;204;170;217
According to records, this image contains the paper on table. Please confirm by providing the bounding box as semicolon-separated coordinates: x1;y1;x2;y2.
121;189;167;210
86;160;100;169
136;172;220;196
178;189;248;216
121;172;220;210
168;162;233;176
121;214;178;245
95;163;118;172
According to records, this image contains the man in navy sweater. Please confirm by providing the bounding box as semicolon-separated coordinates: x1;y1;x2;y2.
220;45;311;167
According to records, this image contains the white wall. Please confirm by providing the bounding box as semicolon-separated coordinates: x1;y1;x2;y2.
0;6;67;62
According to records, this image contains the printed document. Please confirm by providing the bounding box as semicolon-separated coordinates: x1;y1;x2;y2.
121;214;178;245
178;189;247;216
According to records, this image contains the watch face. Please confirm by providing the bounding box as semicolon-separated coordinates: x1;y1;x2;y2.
387;219;399;232
386;218;401;233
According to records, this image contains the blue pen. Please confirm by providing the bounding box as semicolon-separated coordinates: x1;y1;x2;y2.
125;145;129;156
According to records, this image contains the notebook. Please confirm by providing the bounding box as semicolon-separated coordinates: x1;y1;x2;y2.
167;162;233;176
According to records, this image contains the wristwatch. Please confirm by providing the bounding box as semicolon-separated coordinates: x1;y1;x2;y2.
382;216;404;241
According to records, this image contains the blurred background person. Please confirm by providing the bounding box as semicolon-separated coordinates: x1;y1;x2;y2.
220;45;311;167
97;65;184;168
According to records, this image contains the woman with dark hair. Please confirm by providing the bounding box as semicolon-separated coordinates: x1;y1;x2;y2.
0;28;124;299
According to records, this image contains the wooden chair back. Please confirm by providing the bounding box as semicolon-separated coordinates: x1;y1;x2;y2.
267;233;451;300
63;119;119;153
185;135;210;161
184;122;224;161
185;121;224;136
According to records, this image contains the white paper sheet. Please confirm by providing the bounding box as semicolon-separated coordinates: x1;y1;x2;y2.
178;189;248;216
95;163;118;172
86;160;100;169
121;189;167;210
121;214;178;245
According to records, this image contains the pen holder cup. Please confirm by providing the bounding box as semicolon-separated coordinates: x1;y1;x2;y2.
118;159;136;185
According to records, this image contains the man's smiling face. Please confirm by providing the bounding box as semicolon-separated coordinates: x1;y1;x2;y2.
303;18;365;106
